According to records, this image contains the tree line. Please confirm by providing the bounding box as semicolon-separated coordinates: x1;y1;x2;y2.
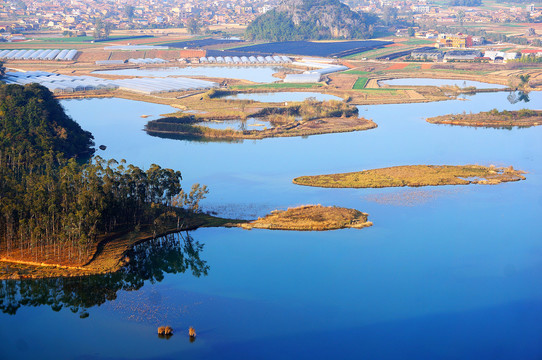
1;232;209;316
0;83;207;265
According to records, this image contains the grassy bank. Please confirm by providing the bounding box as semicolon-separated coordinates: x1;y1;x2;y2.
0;212;244;280
293;165;526;188
238;205;372;231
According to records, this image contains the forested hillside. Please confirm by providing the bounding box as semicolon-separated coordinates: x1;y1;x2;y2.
245;0;378;41
0;84;205;266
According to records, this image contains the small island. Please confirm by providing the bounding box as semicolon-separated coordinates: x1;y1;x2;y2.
238;205;372;231
426;109;542;128
293;165;526;188
145;99;376;141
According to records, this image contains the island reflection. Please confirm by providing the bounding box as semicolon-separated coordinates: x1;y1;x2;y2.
0;232;208;316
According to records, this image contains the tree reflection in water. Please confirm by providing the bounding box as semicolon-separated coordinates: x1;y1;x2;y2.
0;232;209;316
507;90;530;104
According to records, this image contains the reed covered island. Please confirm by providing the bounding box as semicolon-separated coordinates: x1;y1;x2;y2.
293;165;526;188
145;99;376;141
238;205;372;231
426;109;542;128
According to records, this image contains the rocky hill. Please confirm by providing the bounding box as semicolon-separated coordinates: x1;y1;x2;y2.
245;0;378;41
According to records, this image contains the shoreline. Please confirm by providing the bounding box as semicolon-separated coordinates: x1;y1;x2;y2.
0;213;245;280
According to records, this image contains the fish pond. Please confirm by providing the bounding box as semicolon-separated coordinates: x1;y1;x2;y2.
94;66;287;83
380;77;508;89
223;91;342;103
1;91;542;359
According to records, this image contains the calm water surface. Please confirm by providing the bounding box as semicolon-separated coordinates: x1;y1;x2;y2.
223;91;342;103
94;66;286;83
381;78;508;89
1;91;541;359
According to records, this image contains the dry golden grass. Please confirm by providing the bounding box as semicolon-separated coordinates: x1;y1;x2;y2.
238;205;372;231
427;110;542;128
293;165;526;189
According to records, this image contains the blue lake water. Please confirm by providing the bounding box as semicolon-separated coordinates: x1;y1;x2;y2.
94;66;286;83
224;91;342;103
1;91;542;359
198;118;272;131
380;78;508;89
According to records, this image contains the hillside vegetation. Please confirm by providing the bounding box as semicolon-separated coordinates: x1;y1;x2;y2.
245;0;378;41
0;84;208;267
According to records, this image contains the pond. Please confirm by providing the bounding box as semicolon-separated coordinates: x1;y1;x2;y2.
1;91;542;359
380;77;508;89
198;118;273;131
223;91;342;103
93;66;286;83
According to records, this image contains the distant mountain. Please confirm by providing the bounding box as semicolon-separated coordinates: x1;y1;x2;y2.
245;0;378;41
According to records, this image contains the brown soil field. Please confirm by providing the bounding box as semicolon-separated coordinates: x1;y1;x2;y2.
238;205;373;231
293;165;526;188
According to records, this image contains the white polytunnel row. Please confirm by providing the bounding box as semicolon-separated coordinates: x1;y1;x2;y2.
2;71;217;95
199;55;291;64
0;49;79;61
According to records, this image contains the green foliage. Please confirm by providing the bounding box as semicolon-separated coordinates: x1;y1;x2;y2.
0;232;209;315
245;0;377;41
0;83;94;159
245;10;298;41
204;89;235;99
186;17;201;35
352;77;368;89
93;17;112;40
255;99;358;121
0;84;205;263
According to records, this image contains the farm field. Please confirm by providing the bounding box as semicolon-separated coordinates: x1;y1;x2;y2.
230;40;390;57
163;38;244;49
353;77;369;89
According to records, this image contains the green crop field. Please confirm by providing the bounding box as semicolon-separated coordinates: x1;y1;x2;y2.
353;77;368;89
343;70;371;75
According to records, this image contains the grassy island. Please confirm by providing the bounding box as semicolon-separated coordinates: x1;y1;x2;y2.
426;109;542;128
238;205;372;231
145;99;376;140
293;165;526;188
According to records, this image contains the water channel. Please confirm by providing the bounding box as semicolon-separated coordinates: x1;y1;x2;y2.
380;77;508;89
94;66;287;83
1;90;541;359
